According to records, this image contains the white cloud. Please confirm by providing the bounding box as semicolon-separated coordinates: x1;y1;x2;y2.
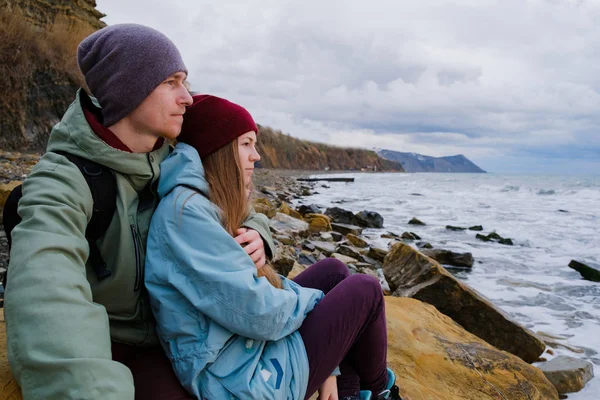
96;0;600;173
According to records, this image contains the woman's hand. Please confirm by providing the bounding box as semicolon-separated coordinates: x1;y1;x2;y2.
318;375;338;400
235;228;266;270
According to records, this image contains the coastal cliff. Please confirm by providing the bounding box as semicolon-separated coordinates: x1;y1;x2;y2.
257;126;404;171
0;0;104;151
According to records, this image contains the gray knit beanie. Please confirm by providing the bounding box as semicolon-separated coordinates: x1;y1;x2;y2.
77;23;188;126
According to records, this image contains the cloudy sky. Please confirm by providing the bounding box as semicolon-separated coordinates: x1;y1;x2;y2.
96;0;600;174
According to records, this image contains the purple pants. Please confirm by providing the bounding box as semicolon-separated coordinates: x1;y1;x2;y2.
293;258;388;398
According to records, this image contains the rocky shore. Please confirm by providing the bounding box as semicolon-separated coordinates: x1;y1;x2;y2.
0;157;594;398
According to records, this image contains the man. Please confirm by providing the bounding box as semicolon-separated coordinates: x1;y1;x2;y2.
4;24;273;399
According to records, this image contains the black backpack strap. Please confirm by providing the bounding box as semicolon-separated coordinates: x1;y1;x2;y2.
54;151;116;280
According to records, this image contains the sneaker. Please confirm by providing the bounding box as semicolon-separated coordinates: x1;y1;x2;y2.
355;368;403;400
372;368;403;400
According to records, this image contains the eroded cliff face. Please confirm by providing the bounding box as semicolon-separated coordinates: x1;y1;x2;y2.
1;0;105;29
0;0;105;152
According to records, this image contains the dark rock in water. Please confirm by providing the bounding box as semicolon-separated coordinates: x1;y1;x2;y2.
383;242;546;363
408;217;426;226
446;225;467;231
421;249;474;268
354;210;384;228
297;204;321;216
331;223;363;236
401;231;421;240
416;242;433;249
476;232;513;245
321;184;330;188
538;355;594;394
337;245;362;260
325;207;356;225
381;231;400;239
558;209;569;213
410;193;424;196
468;225;483;231
298;252;318;266
568;260;600;282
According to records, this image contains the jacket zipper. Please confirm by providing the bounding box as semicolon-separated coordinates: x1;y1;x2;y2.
130;224;142;291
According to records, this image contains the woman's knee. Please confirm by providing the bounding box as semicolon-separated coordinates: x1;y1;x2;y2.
347;274;383;300
314;258;351;278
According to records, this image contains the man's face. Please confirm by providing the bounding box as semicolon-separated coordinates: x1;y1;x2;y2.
127;72;193;141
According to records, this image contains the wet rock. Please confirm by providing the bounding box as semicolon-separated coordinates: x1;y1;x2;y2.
368;247;389;263
476;232;513;245
568;260;600;282
337;245;362;260
416;242;433;249
308;241;336;256
298;252;318;266
269;212;309;236
304;213;332;233
468;225;483;231
408;217;426;226
381;231;400;239
354;210;384;228
297;204;321;216
324;207;355;225
346;233;368;248
330;223;363;236
421;249;474;268
302;242;316;251
359;254;381;268
401;231;421;240
446;225;467;231
538;356;594;394
385;297;558;400
331;253;359;265
383;242;546;363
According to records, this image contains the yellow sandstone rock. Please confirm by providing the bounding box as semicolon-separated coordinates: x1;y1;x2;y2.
0;181;22;210
278;202;303;220
0;310;23;400
253;197;276;218
385;297;558;400
303;213;332;233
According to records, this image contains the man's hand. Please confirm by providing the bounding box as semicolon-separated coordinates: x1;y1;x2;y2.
318;375;338;400
234;228;266;270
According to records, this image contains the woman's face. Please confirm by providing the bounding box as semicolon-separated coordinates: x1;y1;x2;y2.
237;131;261;197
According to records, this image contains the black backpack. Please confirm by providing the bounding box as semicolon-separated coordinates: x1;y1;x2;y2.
2;151;116;289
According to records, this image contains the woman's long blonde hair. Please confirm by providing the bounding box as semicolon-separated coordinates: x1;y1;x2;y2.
202;140;283;289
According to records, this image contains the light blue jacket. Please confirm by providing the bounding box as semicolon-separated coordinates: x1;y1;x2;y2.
145;143;324;399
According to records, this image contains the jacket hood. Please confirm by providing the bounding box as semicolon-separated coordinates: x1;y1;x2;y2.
46;89;170;192
157;142;209;199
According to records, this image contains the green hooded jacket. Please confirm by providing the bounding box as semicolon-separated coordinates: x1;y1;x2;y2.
4;89;275;399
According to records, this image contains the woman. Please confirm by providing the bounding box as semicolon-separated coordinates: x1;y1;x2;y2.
145;95;402;400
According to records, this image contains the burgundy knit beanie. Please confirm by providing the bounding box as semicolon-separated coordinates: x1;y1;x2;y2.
177;95;258;158
77;23;188;126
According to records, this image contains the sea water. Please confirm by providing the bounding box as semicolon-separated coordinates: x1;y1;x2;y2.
296;173;600;399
